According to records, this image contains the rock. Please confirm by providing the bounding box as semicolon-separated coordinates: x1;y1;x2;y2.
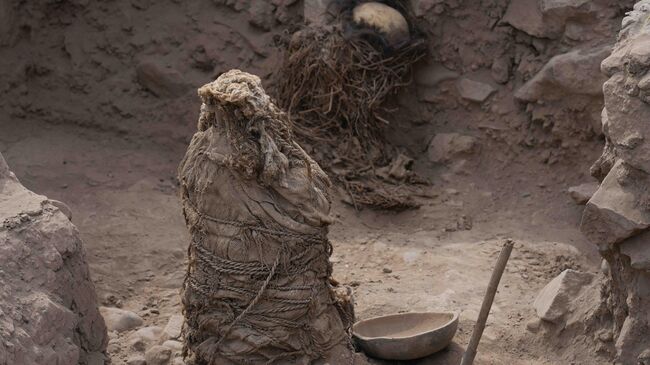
126;355;147;365
87;352;107;365
491;56;510;84
412;0;436;17
132;325;164;343
583;4;650;363
515;45;611;102
304;0;332;26
501;0;563;39
248;1;273;31
456;78;496;102
48;199;72;220
534;269;594;323
162;340;183;351
128;335;147;352
620;231;650;270
0;153;107;365
639;349;650;365
639;74;650;93
540;0;592;14
0;167;47;223
525;318;541;333
107;338;120;353
274;3;293;25
597;329;614;342
600;259;610;275
602;69;650;174
100;307;144;333
581;161;650;245
145;345;172;365
415;63;459;87
590;129;616;180
540;0;596;26
162;314;184;340
541;0;591;10
135;60;190;98
427;133;477;163
503;0;594;39
172;357;186;365
568;182;599;205
615;316;646;362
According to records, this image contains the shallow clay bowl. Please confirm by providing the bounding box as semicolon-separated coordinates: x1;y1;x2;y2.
352;311;459;360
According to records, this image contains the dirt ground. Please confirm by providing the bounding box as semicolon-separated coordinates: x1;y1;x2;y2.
0;0;630;364
0;116;601;365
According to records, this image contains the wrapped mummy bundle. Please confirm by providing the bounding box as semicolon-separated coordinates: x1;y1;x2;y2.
178;70;355;364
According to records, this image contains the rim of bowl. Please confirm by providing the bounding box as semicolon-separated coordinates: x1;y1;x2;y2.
352;311;460;341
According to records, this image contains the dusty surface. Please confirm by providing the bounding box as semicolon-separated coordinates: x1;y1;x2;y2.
0;0;640;364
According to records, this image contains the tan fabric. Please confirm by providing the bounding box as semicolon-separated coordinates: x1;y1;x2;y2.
178;70;353;365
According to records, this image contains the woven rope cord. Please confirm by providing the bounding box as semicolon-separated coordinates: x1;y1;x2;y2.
183;201;346;365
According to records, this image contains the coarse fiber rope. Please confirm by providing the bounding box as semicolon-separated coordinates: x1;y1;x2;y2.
185;198;326;246
183;200;347;364
208;240;284;356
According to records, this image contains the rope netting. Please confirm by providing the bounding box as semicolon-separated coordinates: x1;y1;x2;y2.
182;203;350;364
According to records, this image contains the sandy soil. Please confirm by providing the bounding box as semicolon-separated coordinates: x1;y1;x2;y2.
0;116;602;364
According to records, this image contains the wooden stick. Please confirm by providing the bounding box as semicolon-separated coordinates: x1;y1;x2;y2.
460;239;515;365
